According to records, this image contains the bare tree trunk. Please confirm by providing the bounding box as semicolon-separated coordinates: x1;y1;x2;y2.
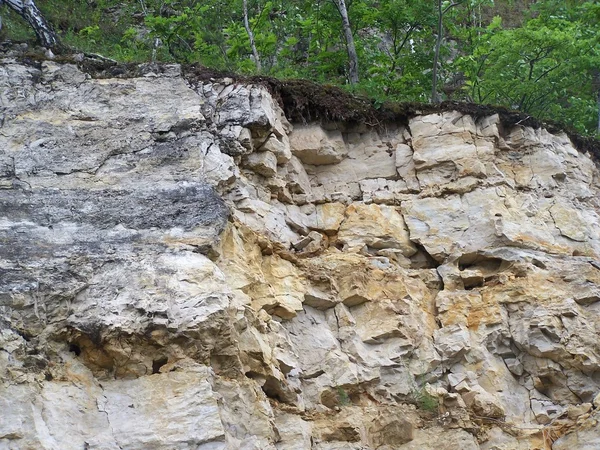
597;89;600;135
432;0;464;103
332;0;359;85
431;0;443;103
4;0;60;49
243;0;261;72
594;70;600;135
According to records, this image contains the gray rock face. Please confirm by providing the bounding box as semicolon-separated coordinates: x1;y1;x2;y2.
2;53;600;449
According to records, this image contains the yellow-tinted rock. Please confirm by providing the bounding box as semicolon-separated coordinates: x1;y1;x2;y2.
338;203;417;255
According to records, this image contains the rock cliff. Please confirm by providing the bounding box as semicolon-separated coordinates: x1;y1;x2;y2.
2;51;600;450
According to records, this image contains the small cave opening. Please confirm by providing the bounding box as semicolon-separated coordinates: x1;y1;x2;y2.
535;376;554;397
261;382;286;403
252;375;298;405
409;242;440;269
69;343;81;356
15;329;32;342
458;254;504;272
152;357;169;374
462;276;485;290
244;370;262;380
261;377;294;404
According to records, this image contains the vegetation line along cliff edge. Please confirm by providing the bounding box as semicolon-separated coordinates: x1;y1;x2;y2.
1;0;599;137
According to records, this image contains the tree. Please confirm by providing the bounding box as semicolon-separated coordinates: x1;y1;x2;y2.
242;0;262;71
332;0;359;84
575;0;600;134
431;0;465;103
593;70;600;134
1;0;599;135
358;0;435;101
456;13;599;133
2;0;60;49
377;0;434;74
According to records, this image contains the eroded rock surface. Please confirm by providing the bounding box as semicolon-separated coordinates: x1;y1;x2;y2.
2;55;600;449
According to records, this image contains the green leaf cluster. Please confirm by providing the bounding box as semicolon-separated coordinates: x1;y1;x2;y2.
1;0;599;134
455;6;600;133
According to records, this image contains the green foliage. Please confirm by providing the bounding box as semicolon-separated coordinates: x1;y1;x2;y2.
0;6;35;41
454;1;600;133
411;387;439;412
336;386;351;407
1;0;599;135
357;0;436;102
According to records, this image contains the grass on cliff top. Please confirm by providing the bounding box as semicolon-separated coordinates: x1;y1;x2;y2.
7;43;600;164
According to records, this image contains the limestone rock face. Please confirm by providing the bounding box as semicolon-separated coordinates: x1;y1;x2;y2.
289;125;348;165
2;54;600;449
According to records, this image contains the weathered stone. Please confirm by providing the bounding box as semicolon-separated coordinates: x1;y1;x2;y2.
3;54;600;450
593;392;600;409
396;427;479;450
259;134;292;164
408;112;494;189
245;151;278;177
212;378;276;449
351;299;415;345
479;426;534;450
336;266;407;308
247;254;306;319
101;371;226;449
361;178;410;204
311;202;347;235
553;422;600;450
275;412;313;449
395;143;419;191
279;155;312;196
338;203;417;255
289;124;347;165
304;286;339;310
308;140;397;193
504;358;524;376
220;124;254;155
461;388;505;419
433;325;471;361
549;203;589;242
530;397;565;424
368;415;414;447
567;403;592;420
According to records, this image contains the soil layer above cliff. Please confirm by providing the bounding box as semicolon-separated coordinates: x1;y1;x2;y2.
184;64;600;162
8;42;600;164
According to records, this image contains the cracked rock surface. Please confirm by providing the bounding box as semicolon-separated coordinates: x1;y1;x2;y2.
2;54;600;449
